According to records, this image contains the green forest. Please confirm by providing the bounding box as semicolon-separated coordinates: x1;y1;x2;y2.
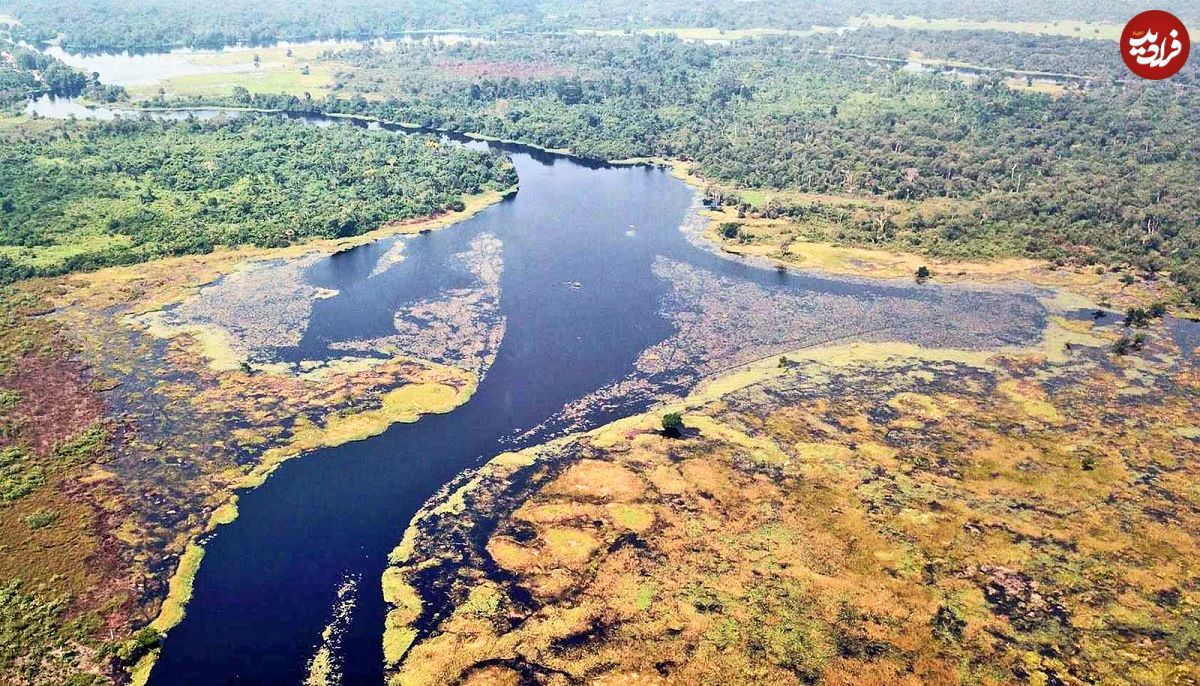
6;21;1199;302
0;116;517;284
807;27;1198;83
2;0;1197;50
169;32;1200;303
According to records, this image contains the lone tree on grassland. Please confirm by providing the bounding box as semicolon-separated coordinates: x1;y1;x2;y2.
916;265;932;283
661;412;684;437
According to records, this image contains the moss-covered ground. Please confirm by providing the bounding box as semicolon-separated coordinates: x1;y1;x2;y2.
0;189;509;685
383;301;1200;686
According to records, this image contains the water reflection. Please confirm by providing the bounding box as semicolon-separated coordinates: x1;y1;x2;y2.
38;34;488;87
25;94;230;120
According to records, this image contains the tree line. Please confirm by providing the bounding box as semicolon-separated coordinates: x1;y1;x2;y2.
0;39;127;107
157;31;1200;303
0;115;517;284
2;0;1195;51
806;27;1197;85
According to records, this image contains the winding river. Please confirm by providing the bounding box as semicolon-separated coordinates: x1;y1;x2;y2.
29;77;1052;683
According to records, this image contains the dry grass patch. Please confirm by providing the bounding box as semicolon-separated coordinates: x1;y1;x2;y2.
384;313;1200;686
542;459;646;502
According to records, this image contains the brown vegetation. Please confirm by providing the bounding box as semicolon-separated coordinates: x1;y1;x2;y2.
0;197;505;684
385;311;1200;686
0;284;133;684
433;61;578;80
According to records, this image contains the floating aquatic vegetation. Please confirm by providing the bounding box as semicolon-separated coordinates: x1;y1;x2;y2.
369;237;408;279
332;233;506;379
142;254;328;367
0;182;520;685
525;255;1048;439
304;574;360;686
647;257;1042;368
383;316;1200;686
11;197;511;685
48;283;478;637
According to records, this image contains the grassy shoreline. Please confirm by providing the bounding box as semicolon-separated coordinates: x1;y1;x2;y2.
118;186;511;685
3;183;512;686
382;302;1177;683
644;156;1195;318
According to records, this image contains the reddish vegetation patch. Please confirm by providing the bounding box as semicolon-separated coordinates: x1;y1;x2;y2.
66;474;141;619
5;353;109;457
433;60;577;80
0;285;137;683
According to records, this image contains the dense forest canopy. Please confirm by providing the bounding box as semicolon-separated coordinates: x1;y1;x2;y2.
164;32;1200;302
1;0;1196;50
0;116;517;283
805;27;1187;81
3;5;1198;302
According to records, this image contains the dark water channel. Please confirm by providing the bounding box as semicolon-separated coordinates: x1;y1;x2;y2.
31;98;1050;684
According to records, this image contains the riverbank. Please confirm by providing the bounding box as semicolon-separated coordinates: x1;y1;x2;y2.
0;182;513;685
381;283;1200;685
7;17;1198;684
114;188;514;685
21;98;1186;324
632;155;1196;320
696;201;1195;317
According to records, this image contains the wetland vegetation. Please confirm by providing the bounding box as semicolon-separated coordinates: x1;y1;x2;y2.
385;315;1200;686
0;1;1197;685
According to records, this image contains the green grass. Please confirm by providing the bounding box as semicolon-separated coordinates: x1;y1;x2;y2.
635;582;655;611
0;234;134;271
0;580;74;680
125;44;345;99
52;422;111;464
149;543;204;633
0;446;44;504
25;508;60;530
130;63;339;100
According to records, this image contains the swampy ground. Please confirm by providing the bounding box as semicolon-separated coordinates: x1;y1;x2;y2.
5;143;1198;686
374;162;1200;686
4;7;1200;686
383;307;1200;686
0;191;508;684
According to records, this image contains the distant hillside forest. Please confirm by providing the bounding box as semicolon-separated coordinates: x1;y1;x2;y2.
805;27;1187;82
173;32;1200;304
1;0;1196;50
0;116;517;283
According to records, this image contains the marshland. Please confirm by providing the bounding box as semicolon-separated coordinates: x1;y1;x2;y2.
1;2;1198;685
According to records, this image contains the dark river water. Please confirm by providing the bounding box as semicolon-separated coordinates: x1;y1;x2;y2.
31;97;1051;684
